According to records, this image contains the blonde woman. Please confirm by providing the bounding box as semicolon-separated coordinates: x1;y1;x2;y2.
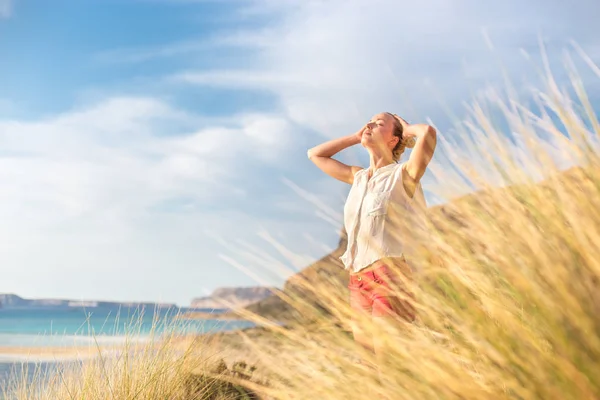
307;112;437;361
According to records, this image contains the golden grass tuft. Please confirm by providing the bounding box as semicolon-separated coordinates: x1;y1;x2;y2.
2;316;266;400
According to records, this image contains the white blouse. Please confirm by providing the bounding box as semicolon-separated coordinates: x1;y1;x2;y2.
340;162;427;273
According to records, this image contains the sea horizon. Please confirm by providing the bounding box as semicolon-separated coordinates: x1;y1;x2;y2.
0;305;251;346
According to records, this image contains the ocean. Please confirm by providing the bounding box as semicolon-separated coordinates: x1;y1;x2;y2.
0;306;255;394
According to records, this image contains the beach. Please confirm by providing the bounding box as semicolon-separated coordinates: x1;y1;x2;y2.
0;345;103;361
0;306;256;393
0;346;111;395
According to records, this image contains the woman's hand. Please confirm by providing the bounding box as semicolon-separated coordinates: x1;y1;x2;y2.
402;129;418;149
393;114;410;129
354;123;368;143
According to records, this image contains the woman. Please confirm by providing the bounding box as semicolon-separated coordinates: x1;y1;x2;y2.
307;112;437;361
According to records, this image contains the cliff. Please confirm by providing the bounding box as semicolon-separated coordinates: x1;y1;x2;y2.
242;231;349;323
190;287;276;310
0;294;30;307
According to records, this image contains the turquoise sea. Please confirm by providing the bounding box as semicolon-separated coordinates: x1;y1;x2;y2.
0;306;255;392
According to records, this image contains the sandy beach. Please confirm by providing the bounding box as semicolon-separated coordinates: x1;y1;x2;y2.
0;345;120;362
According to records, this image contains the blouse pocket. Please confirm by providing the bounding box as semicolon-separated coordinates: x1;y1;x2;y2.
366;190;391;217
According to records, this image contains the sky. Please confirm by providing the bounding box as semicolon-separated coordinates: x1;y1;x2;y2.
0;0;599;307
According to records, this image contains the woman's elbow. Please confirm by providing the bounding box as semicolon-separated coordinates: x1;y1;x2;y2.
425;125;437;138
424;125;437;149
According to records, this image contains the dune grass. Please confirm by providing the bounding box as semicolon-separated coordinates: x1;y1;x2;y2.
217;53;600;400
2;318;267;400
4;53;600;399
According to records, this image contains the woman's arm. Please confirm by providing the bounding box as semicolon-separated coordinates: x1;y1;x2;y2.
395;116;437;183
404;124;437;182
307;127;365;185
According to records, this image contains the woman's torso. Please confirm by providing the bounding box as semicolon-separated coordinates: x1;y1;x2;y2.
340;162;427;274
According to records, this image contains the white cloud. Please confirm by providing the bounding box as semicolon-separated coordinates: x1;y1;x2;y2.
162;0;600;207
169;113;294;166
0;97;297;219
168;0;599;140
0;96;319;305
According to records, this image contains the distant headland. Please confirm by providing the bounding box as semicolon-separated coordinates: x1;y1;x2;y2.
0;286;276;312
0;293;177;310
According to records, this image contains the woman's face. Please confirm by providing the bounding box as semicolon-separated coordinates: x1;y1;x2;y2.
361;112;399;153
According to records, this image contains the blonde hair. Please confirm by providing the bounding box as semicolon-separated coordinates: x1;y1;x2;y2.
386;112;416;162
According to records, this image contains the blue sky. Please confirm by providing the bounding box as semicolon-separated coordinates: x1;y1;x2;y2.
1;0;599;306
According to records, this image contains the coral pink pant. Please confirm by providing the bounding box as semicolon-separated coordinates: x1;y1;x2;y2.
348;263;416;321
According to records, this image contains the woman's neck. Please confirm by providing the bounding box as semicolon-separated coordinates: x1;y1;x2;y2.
368;151;395;172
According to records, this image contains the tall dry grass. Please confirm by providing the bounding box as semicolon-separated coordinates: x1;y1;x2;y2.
222;52;600;400
5;52;600;399
2;315;266;400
